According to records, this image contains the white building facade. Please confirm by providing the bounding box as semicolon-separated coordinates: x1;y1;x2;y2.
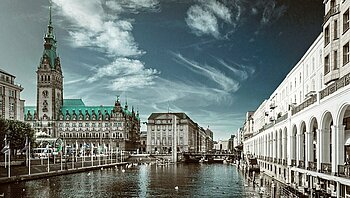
146;113;213;154
243;0;350;197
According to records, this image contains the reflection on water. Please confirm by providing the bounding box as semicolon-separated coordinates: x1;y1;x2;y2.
0;164;258;197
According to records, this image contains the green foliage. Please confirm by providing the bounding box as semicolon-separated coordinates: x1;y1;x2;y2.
0;118;35;150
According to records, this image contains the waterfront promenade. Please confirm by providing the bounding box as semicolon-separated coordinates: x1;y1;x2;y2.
0;156;128;184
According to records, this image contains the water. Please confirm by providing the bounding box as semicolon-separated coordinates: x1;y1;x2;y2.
0;164;259;197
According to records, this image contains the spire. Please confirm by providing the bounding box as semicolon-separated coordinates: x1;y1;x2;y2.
125;100;128;110
41;2;58;70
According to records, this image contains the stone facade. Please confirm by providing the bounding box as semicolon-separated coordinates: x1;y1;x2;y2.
0;69;24;121
146;113;213;154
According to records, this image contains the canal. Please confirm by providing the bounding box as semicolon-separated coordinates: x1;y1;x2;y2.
0;163;261;197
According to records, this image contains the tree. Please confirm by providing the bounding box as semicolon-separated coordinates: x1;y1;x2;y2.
0;118;35;157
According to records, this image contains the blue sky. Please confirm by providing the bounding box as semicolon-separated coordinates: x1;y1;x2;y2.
0;0;323;140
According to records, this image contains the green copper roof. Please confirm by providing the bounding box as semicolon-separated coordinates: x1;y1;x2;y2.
63;99;85;106
24;99;140;121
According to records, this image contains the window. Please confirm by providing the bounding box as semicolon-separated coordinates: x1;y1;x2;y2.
325;54;330;74
325;25;330;45
334;20;338;39
343;42;349;66
334;50;338;69
343;9;349;33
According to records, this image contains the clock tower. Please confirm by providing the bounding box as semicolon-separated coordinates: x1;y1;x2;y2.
36;6;63;135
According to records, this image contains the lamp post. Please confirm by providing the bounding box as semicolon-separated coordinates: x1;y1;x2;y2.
6;129;11;178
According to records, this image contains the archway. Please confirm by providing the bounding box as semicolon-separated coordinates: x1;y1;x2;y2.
338;104;350;166
283;127;287;163
300;121;306;168
291;125;297;165
321;111;333;173
308;117;318;171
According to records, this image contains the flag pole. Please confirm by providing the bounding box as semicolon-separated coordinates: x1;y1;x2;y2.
47;145;50;172
29;141;31;175
8;141;10;178
25;135;28;166
4;134;7;168
91;142;93;167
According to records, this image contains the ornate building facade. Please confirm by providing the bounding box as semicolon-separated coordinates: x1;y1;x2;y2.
0;69;24;121
24;7;140;151
146;112;213;154
242;0;350;197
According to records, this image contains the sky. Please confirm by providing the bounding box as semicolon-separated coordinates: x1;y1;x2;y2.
0;0;323;141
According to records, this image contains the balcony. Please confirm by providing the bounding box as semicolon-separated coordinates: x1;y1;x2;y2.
278;159;282;165
320;72;350;100
338;165;350;178
298;160;305;169
324;4;340;24
321;163;332;174
308;161;317;171
291;159;297;167
291;94;317;115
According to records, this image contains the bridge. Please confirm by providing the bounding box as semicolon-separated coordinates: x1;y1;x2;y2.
182;152;237;163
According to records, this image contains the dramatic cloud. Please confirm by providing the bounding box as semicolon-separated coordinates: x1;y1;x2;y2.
53;0;159;90
186;5;220;38
87;58;159;91
186;0;287;39
186;1;232;38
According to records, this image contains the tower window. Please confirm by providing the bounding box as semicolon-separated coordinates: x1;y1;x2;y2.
343;42;349;66
324;54;330;74
343;9;349;33
334;50;338;69
324;25;330;45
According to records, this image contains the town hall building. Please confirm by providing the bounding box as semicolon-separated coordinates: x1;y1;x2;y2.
24;7;140;152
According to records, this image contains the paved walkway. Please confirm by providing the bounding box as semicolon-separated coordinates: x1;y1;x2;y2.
0;157;127;184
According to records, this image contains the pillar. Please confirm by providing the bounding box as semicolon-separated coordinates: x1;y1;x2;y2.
296;134;301;163
305;131;312;169
332;125;345;174
288;134;293;165
331;125;337;174
316;129;322;171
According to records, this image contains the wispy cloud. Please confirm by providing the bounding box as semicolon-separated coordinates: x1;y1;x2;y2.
215;58;255;81
172;52;240;92
52;0;159;90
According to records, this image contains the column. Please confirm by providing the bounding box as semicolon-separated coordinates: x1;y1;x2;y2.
288;134;293;165
283;133;287;160
296;134;301;163
316;129;322;171
305;131;312;169
331;125;337;174
333;125;345;174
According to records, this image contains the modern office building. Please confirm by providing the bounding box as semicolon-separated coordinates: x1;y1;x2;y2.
0;69;24;121
24;7;140;151
242;0;350;197
146;112;213;154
